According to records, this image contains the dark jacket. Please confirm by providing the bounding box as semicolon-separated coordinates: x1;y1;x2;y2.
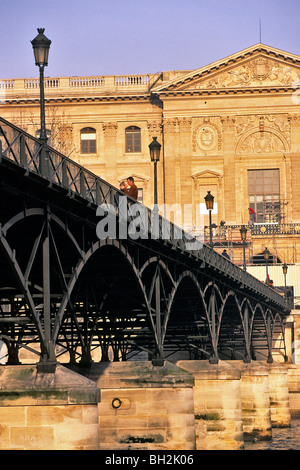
128;183;138;200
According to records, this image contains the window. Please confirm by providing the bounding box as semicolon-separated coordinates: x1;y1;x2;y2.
137;188;143;204
248;169;280;223
125;126;141;153
81;127;96;154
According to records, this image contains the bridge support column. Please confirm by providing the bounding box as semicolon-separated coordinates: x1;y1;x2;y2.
286;364;300;417
6;343;21;365
177;360;244;450
228;361;272;441
267;363;291;428
71;361;196;450
0;365;100;450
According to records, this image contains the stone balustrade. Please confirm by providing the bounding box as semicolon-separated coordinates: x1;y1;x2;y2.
0;73;155;99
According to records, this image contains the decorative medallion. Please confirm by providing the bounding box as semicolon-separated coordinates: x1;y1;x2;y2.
197;125;217;151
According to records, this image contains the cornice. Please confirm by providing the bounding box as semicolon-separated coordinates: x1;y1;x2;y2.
154;86;295;99
3;93;153;105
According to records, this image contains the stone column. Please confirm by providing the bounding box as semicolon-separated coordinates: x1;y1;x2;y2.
163;118;180;210
287;363;300;417
102;122;118;186
176;360;244;450
222;116;237;223
72;361;196;450
267;363;291;428
0;365;100;450
178;118;192;213
228;361;272;441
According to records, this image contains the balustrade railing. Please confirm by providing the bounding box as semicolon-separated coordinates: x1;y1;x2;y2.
0;80;14;89
200;223;300;244
69;76;105;87
114;75;150;86
0;116;289;311
0;74;152;94
24;78;60;89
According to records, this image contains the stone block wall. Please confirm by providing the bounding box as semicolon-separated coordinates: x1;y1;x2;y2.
0;365;100;450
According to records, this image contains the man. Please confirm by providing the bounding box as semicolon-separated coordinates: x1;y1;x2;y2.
222;249;231;260
127;176;138;200
248;207;256;223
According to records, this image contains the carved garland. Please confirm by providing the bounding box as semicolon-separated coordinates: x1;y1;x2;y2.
236;129;288;155
235;115;290;154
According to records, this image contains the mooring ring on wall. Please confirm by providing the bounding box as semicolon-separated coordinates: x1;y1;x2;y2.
112;397;122;409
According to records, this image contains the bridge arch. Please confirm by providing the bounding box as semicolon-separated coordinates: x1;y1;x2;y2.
0;207;90;361
217;291;249;361
164;271;212;360
271;312;288;361
250;304;273;362
52;238;162;362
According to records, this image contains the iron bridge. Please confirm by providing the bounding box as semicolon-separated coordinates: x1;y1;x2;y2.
0;117;290;371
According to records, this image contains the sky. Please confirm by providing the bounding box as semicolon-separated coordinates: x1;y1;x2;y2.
1;0;300;79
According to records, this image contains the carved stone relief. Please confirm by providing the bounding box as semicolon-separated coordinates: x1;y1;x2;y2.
194;57;300;89
192;117;222;153
239;131;286;154
163;118;179;134
102;122;118;137
235;114;290;154
178;117;192;130
147;120;162;138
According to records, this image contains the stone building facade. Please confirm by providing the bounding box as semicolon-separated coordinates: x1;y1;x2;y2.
1;42;300;303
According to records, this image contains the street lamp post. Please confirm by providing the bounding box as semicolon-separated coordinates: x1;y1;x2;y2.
240;225;247;271
31;28;51;145
149;137;163;366
31;29;56;373
149;137;161;207
282;263;288;301
263;247;270;284
204;191;214;248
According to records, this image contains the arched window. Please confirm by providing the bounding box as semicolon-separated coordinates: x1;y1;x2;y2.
81;127;96;154
125;126;141;153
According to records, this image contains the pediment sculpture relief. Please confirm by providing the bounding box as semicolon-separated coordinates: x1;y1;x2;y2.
193;57;300;89
238;131;286;154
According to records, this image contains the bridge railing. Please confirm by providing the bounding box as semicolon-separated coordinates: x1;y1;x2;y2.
0;116;289;312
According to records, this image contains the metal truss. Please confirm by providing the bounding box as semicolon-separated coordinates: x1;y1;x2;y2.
0;117;290;370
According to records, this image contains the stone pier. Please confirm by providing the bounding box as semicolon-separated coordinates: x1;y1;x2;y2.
287;364;300;417
228;361;272;441
176;360;244;450
0;364;100;450
267;363;291;427
1;359;298;451
71;361;196;450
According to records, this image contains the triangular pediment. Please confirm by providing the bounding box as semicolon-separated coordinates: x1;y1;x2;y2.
192;169;222;180
153;44;300;93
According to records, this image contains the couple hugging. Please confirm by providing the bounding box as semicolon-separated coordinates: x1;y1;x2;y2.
119;176;138;201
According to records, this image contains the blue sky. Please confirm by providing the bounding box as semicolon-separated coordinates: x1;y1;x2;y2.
1;0;300;78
